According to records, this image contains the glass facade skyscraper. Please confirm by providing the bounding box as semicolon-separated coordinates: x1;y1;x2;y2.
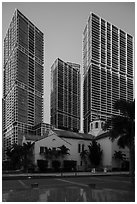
3;9;44;159
83;13;134;133
51;58;80;132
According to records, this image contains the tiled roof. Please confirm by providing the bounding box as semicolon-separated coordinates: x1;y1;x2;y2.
95;132;110;140
24;129;93;142
23;131;49;142
54;129;93;141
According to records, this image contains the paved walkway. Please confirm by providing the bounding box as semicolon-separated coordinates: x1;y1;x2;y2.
3;171;129;179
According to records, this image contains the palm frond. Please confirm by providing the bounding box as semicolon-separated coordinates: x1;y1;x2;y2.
114;99;135;120
103;99;135;149
117;134;130;148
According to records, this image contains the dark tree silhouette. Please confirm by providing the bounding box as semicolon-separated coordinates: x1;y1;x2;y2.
6;144;23;169
88;140;102;168
6;142;34;171
44;147;60;160
80;149;88;170
58;145;70;158
103;99;135;183
113;150;126;161
22;142;35;172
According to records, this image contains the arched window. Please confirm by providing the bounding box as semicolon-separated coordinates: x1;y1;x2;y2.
101;122;104;128
95;122;98;128
78;143;81;153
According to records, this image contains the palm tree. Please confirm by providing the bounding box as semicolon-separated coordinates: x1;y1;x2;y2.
44;147;52;160
6;142;34;171
22;142;35;172
113;150;126;161
57;145;70;169
51;148;60;159
113;150;126;168
80;149;88;170
58;145;70;158
44;147;60;169
88;140;103;168
103;99;135;183
6;144;23;170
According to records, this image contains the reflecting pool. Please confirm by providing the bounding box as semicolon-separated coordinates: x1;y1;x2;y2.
3;185;135;202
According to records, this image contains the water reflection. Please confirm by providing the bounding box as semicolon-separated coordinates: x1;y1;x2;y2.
3;186;134;202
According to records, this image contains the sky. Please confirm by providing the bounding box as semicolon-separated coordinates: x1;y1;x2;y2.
2;2;135;129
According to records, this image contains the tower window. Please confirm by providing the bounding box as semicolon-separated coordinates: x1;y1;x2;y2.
101;122;104;128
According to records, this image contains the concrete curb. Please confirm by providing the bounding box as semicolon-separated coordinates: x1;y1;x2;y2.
2;172;129;180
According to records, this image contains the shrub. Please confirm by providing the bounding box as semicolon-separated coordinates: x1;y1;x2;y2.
52;160;61;172
63;160;77;172
37;160;48;172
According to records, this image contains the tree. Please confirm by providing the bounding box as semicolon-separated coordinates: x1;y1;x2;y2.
103;99;135;183
51;148;60;159
57;145;70;169
6;144;23;170
58;145;70;158
22;142;35;172
44;147;52;160
52;160;61;172
44;147;60;169
6;142;35;172
44;147;60;160
113;150;126;161
113;150;126;169
88;140;102;168
80;149;88;170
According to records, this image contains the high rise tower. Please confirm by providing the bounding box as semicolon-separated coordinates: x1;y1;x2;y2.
83;13;134;133
51;58;80;132
3;9;44;159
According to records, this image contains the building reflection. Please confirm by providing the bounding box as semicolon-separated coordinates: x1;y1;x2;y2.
3;186;135;202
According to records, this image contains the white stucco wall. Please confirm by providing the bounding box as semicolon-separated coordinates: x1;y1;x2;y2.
97;137;112;168
112;139;129;168
34;132;92;170
97;137;129;169
62;137;91;168
34;134;68;164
